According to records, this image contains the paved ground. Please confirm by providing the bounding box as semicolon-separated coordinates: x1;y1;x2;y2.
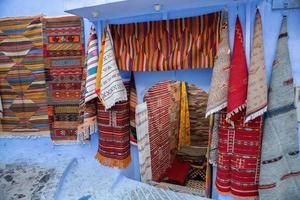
0;135;210;200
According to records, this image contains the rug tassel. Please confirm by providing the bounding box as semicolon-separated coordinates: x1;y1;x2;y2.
95;152;131;169
226;104;246;126
244;106;267;123
206;102;227;118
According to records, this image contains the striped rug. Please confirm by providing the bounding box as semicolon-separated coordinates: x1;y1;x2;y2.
96;80;131;168
110;12;221;71
84;26;98;103
0;16;49;135
43;16;84;142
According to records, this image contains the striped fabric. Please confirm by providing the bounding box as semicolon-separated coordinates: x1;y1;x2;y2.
85;26;98;103
96;26;127;109
216;111;262;198
77;57;97;142
110;12;221;71
144;81;173;181
129;73;137;145
96;95;131;168
136;102;152;182
0;16;49;135
43;16;84;142
259;16;300;200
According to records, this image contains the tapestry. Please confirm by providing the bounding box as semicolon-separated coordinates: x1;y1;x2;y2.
85;26;98;103
95;25;127;110
216;111;262;198
215;15;263;198
144;81;172;181
136;102;152;182
245;10;267;122
187;83;209;147
259;16;300;200
129;73;137;145
77;67;97;142
110;12;221;71
43;16;84;142
225;16;248;126
0;16;49;135
77;26;98;142
96;84;131;168
178;82;191;149
206;11;230;117
208;113;219;167
169;81;181;158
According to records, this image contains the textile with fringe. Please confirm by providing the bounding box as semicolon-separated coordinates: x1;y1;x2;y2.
206;11;230;118
225;16;248;126
95;81;131;168
215;15;263;198
245;10;267;122
95;25;127;110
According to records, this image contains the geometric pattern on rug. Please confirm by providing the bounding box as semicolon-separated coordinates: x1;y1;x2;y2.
0;16;49;135
43;16;84;142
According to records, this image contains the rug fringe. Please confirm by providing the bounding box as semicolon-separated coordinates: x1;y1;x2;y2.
226;104;246;126
102;91;128;110
244;106;267;123
95;152;131;169
205;102;227;118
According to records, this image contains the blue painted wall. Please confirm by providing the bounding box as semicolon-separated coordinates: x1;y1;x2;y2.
0;0;300;200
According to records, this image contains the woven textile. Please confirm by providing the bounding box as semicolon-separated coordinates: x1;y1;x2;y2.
245;10;267;122
136;102;152;182
77;26;98;142
0;16;49;135
43;16;84;142
187;83;209;147
216;111;262;198
85;26;98;103
110;12;221;71
226;17;248;126
144;81;172;181
259;17;300;200
178;82;191;149
208;113;219;167
215;15;263;198
95;26;127;110
129;73;137;145
0;96;3;119
96;85;131;168
169;81;181;158
206;11;230;117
